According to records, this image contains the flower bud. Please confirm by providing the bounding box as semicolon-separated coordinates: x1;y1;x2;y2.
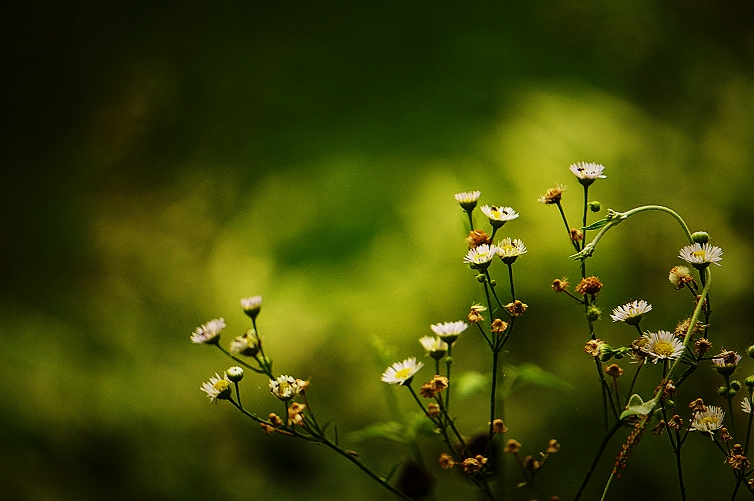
748;345;754;359
586;306;602;322
745;376;754;390
227;366;244;382
477;274;486;283
588;201;601;212
718;386;729;396
728;389;737;397
730;380;742;391
691;231;709;244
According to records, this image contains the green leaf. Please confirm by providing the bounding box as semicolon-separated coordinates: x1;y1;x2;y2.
620;394;656;420
501;363;573;399
582;218;612;231
454;371;490;399
348;422;407;443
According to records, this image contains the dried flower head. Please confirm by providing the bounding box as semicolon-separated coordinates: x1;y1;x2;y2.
420;376;449;398
480;205;519;228
584;339;606;357
694;338;712;355
569;228;584;242
610;300;652;325
468;303;487;323
269;375;303;400
552;278;570;293
466;229;492;248
538;184;566;205
230;329;260;356
674;318;707;338
439;453;455;469
381;358;423;385
523;455;540;471
678;243;723;268
287;402;307;426
605;364;624;378
546;439;561;454
505;300;528;316
455;191;482;211
504;439;521;454
260;422;275;435
191;318;226;345
462;456;487;474
720;427;733;443
690;405;725;439
269;413;284;427
569;162;606;186
652;420;666;435
496;237;527;264
427;403;441;418
689;398;708;415
201;372;232;403
491;419;508;434
668;415;683;430
668;266;693;289
642;331;685;364
491;319;508;333
727;449;751;471
575;276;602;295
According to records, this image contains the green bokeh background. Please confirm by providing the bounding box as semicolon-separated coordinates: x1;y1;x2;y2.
4;2;754;500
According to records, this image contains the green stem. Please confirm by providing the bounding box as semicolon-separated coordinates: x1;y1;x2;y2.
507;263;515;301
573;421;622;501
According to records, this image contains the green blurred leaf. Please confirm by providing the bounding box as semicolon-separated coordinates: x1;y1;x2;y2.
454;371;491;399
620;394;656;420
348;422;407;443
501;363;573;398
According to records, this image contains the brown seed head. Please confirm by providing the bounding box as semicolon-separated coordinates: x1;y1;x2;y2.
504;439;521;454
505;300;528;316
491;319;508;333
467;230;492;249
605;364;624;378
652;420;666;435
490;419;508;434
551;278;570;293
523;455;540;471
668;266;694;289
269;413;284;427
569;228;584;242
439;453;455;469
694;338;712;355
468;303;487;323
689;398;708;415
720;427;733;443
546;439;560;454
538;184;565;205
419;382;436;399
287;402;307;426
461;456;485;474
584;339;606;357
668;415;683;430
674;318;707;338
427;403;441;418
575;276;602;295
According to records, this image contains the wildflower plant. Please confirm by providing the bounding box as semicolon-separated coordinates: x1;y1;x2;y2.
187;163;754;500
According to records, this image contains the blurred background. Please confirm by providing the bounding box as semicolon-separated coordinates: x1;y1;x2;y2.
3;1;754;500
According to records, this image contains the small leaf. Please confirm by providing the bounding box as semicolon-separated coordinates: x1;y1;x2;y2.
620;394;656;420
582;218;611;231
454;371;490;399
348;422;407;443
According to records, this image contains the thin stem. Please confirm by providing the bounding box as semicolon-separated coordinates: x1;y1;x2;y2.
214;344;266;374
573;421;622;501
488;348;501;451
556;201;580;252
467;210;474;231
582;185;589;250
445;345;453;415
625;359;645;408
507;263;516;301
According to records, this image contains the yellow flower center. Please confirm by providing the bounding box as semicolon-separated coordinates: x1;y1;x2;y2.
214;380;230;392
502;244;515;253
699;416;718;428
653;341;676;357
692;250;707;260
394;368;413;380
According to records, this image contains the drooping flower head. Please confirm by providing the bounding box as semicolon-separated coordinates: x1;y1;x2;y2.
430;320;469;344
496;237;527;264
569;162;606;186
480;205;519;229
230;329;260;356
191;318;226;345
610;300;652;326
241;296;263;319
454;191;482;212
642;330;685;364
201;372;232;403
269;375;303;400
678;243;723;269
463;244;499;269
419;336;448;360
381;358;423;385
467;303;487;323
668;266;693;289
690;405;725;439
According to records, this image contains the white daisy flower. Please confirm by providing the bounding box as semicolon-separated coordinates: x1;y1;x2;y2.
480;205;519;228
742;398;752;415
610;300;652;326
690;405;725;439
569;162;606;185
381;357;423;385
419;336;448;355
641;330;684;363
463;244;499;268
229;330;260;356
454;191;482;211
191;318;225;345
678;243;722;268
430;321;469;344
269;375;302;400
241;296;263;319
201;372;232;403
496;237;527;264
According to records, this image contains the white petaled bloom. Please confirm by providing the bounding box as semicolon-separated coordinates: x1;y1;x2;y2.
454;191;482;211
668;265;692;288
431;320;469;344
381;357;423;385
496;237;527;264
464;244;499;268
191;318;226;345
610;300;652;326
269;375;302;400
678;243;723;268
641;330;685;364
201;372;232;403
480;205;519;228
419;336;448;360
569;162;606;186
712;354;742;368
241;296;263;319
690;405;725;439
742;398;752;414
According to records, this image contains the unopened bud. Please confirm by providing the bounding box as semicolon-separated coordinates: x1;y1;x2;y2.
586;306;601;322
691;231;709;244
588;201;601;212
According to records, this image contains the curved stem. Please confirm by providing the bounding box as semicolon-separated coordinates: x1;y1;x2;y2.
573;420;622;501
